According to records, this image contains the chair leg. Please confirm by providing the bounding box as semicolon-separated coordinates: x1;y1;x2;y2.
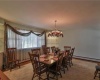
63;67;65;74
66;65;69;70
69;62;71;67
59;71;62;78
39;74;41;80
62;66;65;74
10;62;13;71
32;73;35;80
56;73;58;80
19;65;20;68
18;61;20;68
46;71;49;80
64;64;68;71
94;70;98;79
71;60;73;66
99;73;100;80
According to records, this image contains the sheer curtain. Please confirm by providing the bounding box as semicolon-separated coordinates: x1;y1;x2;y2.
7;27;45;62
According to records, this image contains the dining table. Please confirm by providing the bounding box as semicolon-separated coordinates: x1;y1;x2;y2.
40;53;58;65
39;51;66;80
39;51;66;65
39;53;58;80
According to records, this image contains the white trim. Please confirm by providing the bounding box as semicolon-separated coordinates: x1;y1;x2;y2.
73;55;100;62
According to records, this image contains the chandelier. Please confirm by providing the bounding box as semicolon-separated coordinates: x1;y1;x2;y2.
48;20;63;37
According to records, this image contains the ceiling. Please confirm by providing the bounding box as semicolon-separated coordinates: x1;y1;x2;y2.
0;0;100;30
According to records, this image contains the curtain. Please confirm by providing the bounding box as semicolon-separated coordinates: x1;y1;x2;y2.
7;27;45;62
3;23;45;66
5;23;45;36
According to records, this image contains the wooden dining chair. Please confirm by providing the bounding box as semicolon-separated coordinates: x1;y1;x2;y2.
7;48;20;71
42;45;47;54
69;47;75;66
31;48;41;55
64;47;75;68
64;46;71;52
51;46;55;53
94;65;100;80
49;53;63;80
28;52;48;80
62;50;71;70
46;47;50;53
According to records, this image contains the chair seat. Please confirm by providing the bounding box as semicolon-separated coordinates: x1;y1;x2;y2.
37;67;47;74
49;63;57;70
36;63;47;74
49;63;61;74
9;59;19;62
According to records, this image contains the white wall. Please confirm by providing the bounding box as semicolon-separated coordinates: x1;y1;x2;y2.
47;25;100;61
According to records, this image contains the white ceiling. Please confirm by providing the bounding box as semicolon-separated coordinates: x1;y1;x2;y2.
0;0;100;30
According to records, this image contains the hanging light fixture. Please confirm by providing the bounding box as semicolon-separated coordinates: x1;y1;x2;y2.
48;20;63;37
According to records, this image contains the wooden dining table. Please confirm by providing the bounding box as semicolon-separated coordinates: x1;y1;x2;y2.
39;53;58;65
39;53;59;80
39;51;66;65
39;52;66;80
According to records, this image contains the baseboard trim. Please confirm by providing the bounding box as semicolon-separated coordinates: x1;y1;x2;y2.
73;55;100;62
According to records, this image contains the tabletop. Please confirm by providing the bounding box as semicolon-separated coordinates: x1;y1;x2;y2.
39;52;67;65
39;53;58;65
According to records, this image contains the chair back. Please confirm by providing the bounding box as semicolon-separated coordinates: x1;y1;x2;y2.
97;63;100;66
51;46;55;53
28;52;40;73
46;47;50;53
56;53;63;71
70;47;75;59
64;46;71;52
7;48;17;62
31;48;41;55
65;50;70;61
42;45;47;54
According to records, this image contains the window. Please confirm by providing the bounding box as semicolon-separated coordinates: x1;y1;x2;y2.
7;29;45;49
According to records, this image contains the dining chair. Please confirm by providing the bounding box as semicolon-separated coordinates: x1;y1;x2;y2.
69;47;75;66
62;50;70;70
94;63;100;80
60;52;66;74
46;47;50;53
28;52;48;80
31;48;41;55
7;48;20;71
64;46;71;52
65;47;75;68
49;53;63;80
42;45;47;54
51;46;56;53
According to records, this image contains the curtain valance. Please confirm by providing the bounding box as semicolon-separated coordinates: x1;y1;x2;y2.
5;23;45;37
